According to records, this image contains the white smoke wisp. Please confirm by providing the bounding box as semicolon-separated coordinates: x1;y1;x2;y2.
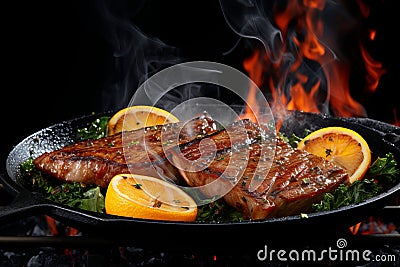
97;0;181;111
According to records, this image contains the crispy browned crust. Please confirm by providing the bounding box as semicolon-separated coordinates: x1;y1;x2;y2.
171;120;349;220
34;117;349;220
33;116;217;187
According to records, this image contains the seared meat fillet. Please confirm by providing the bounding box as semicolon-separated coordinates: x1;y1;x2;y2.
34;114;348;220
171;119;349;220
33;115;217;188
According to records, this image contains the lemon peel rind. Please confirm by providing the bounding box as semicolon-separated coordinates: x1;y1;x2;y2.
105;174;197;221
297;126;371;184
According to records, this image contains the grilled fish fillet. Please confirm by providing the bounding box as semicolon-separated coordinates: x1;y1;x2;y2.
33;115;217;188
171;119;349;220
34;116;348;220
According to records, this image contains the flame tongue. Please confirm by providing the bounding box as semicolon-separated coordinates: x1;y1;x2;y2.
238;0;386;127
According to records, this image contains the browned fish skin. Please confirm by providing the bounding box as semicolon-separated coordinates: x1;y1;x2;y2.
33;115;217;188
34;116;349;220
172;120;349;220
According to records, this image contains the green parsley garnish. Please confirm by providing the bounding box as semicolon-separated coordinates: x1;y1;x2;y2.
312;152;399;212
20;158;105;213
196;199;244;222
77;116;110;141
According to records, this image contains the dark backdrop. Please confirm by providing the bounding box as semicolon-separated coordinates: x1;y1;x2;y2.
2;0;241;162
2;0;399;164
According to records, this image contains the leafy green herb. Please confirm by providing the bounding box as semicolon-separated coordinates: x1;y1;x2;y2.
312;152;399;212
79;187;105;212
20;116;400;221
280;127;400;213
20;158;105;213
279;129;311;148
77;116;110;141
312;179;381;212
366;152;400;190
196;199;244;222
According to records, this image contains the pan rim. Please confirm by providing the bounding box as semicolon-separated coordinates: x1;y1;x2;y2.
3;110;400;228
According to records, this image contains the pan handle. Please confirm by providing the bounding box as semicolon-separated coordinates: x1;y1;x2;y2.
0;191;49;223
0;173;50;223
0;173;108;228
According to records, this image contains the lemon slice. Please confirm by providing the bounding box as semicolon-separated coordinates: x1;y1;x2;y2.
297;126;371;183
107;106;179;136
105;174;198;222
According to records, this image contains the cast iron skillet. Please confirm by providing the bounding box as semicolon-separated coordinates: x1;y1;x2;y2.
1;110;400;249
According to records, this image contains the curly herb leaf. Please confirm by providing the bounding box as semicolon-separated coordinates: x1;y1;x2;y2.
21;119;400;219
312;179;381;212
20;115;109;214
20;158;105;213
366;152;400;190
77;116;110;141
196;199;244;222
279;129;311;148
312;152;399;212
79;187;105;213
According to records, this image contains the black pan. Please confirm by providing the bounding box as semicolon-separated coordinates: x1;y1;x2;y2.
1;110;399;249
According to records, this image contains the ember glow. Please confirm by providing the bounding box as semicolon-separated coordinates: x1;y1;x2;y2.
349;216;399;235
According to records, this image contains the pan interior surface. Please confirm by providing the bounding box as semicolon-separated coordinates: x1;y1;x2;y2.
3;111;400;232
6;112;114;183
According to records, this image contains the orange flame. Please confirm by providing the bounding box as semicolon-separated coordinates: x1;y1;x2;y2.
241;0;386;126
360;45;386;93
240;49;263;123
286;77;320;113
239;2;392;238
327;62;366;117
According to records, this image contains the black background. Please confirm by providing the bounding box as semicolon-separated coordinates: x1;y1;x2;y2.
2;0;399;163
0;2;399;264
2;0;241;162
